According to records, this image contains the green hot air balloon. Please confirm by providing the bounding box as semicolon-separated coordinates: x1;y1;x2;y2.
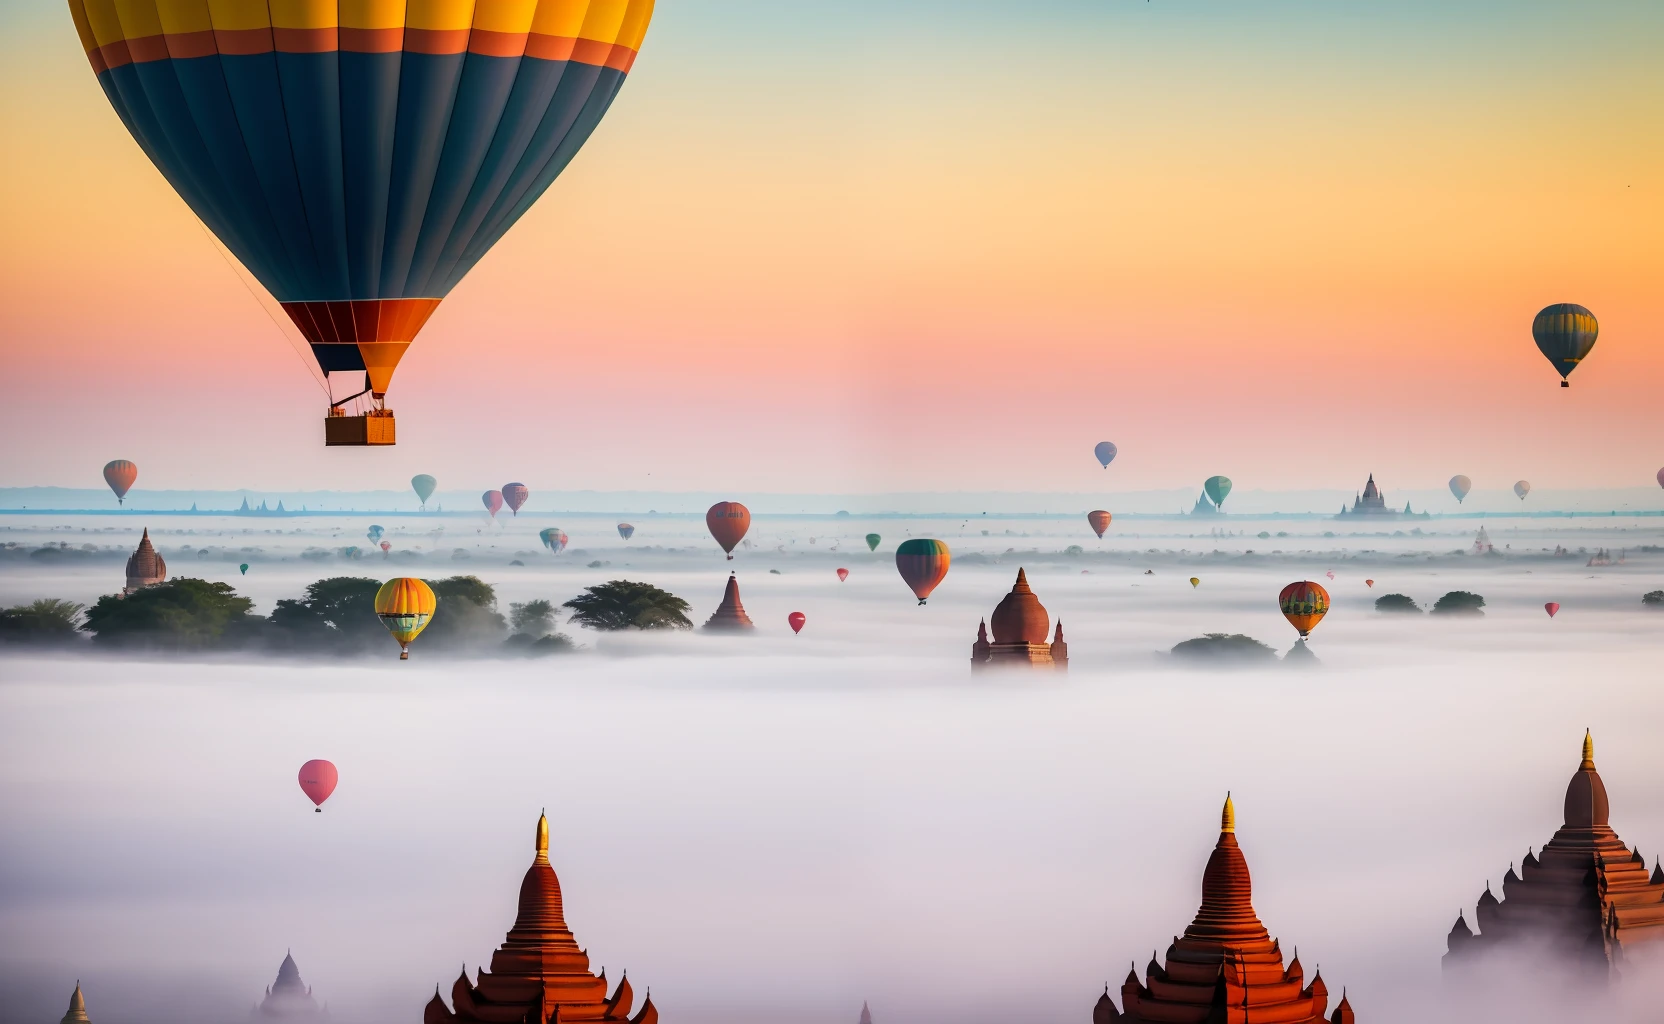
866;533;882;552
411;475;438;510
1532;304;1598;387
239;563;249;575
1204;476;1233;509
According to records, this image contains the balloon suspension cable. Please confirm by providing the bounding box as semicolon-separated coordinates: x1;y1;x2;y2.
193;220;330;397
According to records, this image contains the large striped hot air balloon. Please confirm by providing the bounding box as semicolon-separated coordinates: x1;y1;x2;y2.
1278;581;1330;639
68;0;655;445
706;502;750;560
103;460;137;504
1531;303;1598;387
1087;510;1112;538
501;483;529;516
539;527;568;554
1204;475;1232;509
895;539;950;605
374;577;436;660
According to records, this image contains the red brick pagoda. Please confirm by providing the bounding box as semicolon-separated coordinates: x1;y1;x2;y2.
971;569;1067;672
1444;731;1664;976
123;527;167;594
703;573;755;631
424;813;656;1024
1092;796;1356;1023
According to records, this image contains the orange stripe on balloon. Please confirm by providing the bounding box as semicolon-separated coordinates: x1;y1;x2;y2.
272;26;338;53
403;27;470;54
468;29;530;57
215;27;275;55
340;26;404;52
165;30;219;60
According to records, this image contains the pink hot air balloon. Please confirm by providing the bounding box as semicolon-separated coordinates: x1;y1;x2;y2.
788;612;806;634
380;541;391;554
1545;602;1560;618
501;483;529;515
836;568;849;582
1325;570;1335;580
482;490;503;518
298;759;338;812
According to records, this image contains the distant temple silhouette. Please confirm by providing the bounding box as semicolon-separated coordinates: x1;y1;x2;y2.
1189;492;1223;516
424;812;655;1024
59;984;90;1024
1092;796;1356;1022
1335;475;1426;520
972;569;1067;672
703;573;755;631
1444;732;1664;978
254;952;326;1021
123;528;166;594
858;1001;873;1024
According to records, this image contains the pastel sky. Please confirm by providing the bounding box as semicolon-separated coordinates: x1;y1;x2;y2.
2;1;1661;496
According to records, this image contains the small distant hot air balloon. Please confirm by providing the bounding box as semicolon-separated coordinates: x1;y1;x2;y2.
374;577;436;660
239;563;249;575
1325;570;1335;580
380;541;391;554
1365;579;1375;588
1204;476;1233;509
865;533;881;552
617;523;635;540
896;539;951;605
297;759;338;813
539;528;569;554
1088;510;1113;538
367;525;384;544
1514;480;1531;501
837;568;849;582
1544;602;1560;618
411;475;438;509
1449;476;1472;503
1189;577;1200;588
788;612;806;634
103;460;137;505
482;490;504;518
501;483;529;516
1094;441;1118;468
1279;581;1330;638
707;502;751;560
1532;303;1599;387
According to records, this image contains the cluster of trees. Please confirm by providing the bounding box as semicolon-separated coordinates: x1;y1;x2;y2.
1375;591;1486;615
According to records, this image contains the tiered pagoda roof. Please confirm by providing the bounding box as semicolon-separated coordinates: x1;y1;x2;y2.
424;813;655;1024
703;573;754;631
60;984;90;1024
1445;732;1664;975
256;952;325;1019
123;528;166;593
1093;796;1355;1023
991;568;1049;644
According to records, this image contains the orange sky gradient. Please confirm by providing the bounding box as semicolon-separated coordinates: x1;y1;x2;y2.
1;1;1661;498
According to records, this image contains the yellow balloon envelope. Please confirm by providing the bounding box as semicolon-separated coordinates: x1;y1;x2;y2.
375;578;436;660
1190;577;1201;588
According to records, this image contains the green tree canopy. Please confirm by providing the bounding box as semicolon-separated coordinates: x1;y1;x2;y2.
509;599;557;637
1432;591;1486;616
563;581;692;631
83;579;256;649
1374;593;1422;614
0;598;85;644
268;576;385;652
1170;633;1277;665
418;575;507;651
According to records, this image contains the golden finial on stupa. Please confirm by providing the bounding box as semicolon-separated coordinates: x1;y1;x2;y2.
1581;729;1595;770
535;809;549;863
1221;792;1236;834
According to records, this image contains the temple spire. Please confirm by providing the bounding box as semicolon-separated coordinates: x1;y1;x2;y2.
1221;792;1236;834
1581;729;1595;770
536;810;550;865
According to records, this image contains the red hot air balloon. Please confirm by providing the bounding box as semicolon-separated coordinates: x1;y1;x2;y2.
836;568;849;582
482;490;504;518
1365;579;1375;588
1087;510;1112;538
380;541;391;554
1326;570;1335;580
298;759;338;813
896;539;951;604
788;612;806;634
706;502;751;560
103;460;137;505
501;483;529;516
1545;602;1560;618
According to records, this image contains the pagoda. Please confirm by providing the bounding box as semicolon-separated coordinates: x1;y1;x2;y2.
703;573;755;631
1092;796;1357;1023
123;528;167;594
971;569;1067;672
858;1002;873;1024
255;952;326;1020
1444;732;1664;977
424;812;656;1024
59;984;90;1024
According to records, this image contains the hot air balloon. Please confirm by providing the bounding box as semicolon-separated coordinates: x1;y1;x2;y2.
103;460;137;505
1514;480;1531;501
1325;570;1335;580
411;474;437;509
1094;441;1118;468
1532;303;1599;387
501;483;529;516
895;539;950;605
1545;602;1560;618
1204;476;1233;509
1088;510;1112;538
482;490;504;518
69;0;656;445
707;502;751;560
1365;579;1374;588
1658;467;1664;490
297;759;338;812
380;541;391;554
788;612;806;634
539;528;568;554
617;523;635;540
374;577;436;660
366;524;384;544
1189;577;1200;588
1278;581;1330;638
239;563;249;575
865;533;881;552
1449;476;1472;504
836;567;849;582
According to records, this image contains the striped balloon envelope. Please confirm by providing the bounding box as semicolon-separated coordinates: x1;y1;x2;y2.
374;577;436;660
501;483;529;515
895;539;951;605
1278;581;1330;639
1531;303;1598;387
102;459;137;504
67;0;654;435
1087;510;1112;538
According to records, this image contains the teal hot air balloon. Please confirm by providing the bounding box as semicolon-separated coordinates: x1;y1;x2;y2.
239;563;249;575
865;533;882;552
68;1;656;444
411;475;437;509
1449;475;1472;503
1204;476;1233;509
1532;304;1598;387
367;524;385;545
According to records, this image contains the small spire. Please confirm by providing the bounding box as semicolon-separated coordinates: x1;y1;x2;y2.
536;811;549;863
1221;792;1236;833
1581;729;1595;769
